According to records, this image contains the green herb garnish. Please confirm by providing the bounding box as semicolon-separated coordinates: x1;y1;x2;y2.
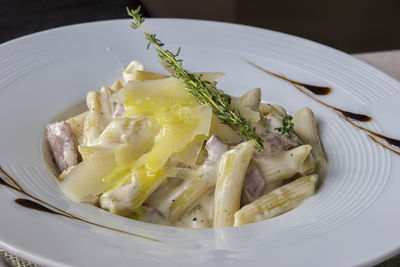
275;115;295;137
127;6;264;150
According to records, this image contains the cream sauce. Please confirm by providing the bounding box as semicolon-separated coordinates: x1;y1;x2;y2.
174;190;214;228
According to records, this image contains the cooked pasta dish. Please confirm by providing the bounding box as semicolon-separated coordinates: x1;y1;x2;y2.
46;59;326;228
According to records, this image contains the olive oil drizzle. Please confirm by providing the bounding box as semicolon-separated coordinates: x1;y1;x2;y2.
0;166;161;242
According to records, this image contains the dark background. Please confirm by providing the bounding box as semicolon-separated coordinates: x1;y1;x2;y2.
1;0;400;53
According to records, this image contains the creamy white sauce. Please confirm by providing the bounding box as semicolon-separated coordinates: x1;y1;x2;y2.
174;190;214;228
100;178;141;215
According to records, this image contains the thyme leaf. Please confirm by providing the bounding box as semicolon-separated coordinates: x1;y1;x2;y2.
275;115;295;137
127;6;264;150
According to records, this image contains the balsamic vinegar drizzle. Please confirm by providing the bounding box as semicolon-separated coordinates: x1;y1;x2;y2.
0;167;160;242
247;60;400;155
293;84;372;122
247;60;332;95
368;135;400;156
247;60;371;122
15;198;63;215
341;115;400;149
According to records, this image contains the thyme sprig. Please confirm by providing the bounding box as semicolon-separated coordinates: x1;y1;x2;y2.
127;6;264;150
275;115;295;137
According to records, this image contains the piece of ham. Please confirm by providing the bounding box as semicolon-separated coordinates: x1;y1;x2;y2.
241;163;265;206
255;132;301;157
46;121;79;172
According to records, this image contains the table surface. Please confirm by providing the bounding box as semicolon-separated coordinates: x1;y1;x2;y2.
1;50;400;267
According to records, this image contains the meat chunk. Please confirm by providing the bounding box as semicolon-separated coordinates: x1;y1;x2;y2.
255;133;301;157
241;163;265;206
47;121;78;172
265;132;299;151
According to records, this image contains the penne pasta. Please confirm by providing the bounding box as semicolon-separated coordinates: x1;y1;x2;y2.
299;153;316;176
154;136;228;222
174;189;214;228
272;104;287;117
265;114;284;134
260;102;284;116
122;60;145;83
213;140;255;227
294;107;327;168
240;88;261;111
166;173;212;222
234;174;318;226
66;111;88;145
230;96;260;123
82;87;114;146
254;145;312;182
210;114;241;145
110;79;124;92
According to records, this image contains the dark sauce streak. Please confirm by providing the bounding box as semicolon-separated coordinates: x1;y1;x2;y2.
247;60;372;122
0;169;22;191
0;167;160;242
339;110;372;122
300;84;331;95
293;83;372;122
368;135;400;156
341;116;400;149
15;198;64;215
247;60;400;155
247;60;331;95
0;177;15;189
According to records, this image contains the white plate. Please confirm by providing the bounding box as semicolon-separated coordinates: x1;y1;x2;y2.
1;18;400;267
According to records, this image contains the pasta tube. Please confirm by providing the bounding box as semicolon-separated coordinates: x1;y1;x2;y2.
167;173;213;222
230;97;260;123
213;140;254;227
260;103;282;116
155;136;228;222
272;104;287;117
240;88;261;111
210;114;241;145
110;79;123;92
100;171;167;214
294;107;327;167
174;190;214;228
299;153;316;176
66;111;88;145
82;87;113;146
122;60;145;83
254;144;312;182
265;114;283;133
234;174;318;226
262;180;283;195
